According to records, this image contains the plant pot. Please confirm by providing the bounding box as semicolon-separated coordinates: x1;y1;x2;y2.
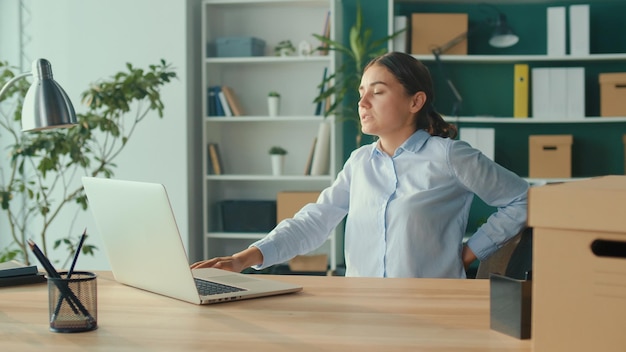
271;154;284;175
268;96;280;117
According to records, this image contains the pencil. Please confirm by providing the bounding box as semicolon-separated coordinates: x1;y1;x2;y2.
27;239;60;279
67;228;87;278
28;239;92;320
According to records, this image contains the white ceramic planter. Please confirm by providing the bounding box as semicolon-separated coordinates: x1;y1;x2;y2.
271;154;284;175
268;96;280;117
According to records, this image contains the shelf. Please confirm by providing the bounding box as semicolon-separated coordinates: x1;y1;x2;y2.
414;53;626;63
444;117;626;123
207;232;266;240
205;116;331;122
205;174;333;181
205;56;332;64
201;0;339;270
524;177;591;186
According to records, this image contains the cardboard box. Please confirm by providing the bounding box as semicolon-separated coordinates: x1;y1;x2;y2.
623;134;626;174
528;176;626;351
411;13;468;55
528;135;572;178
288;254;328;272
599;72;626;117
276;191;325;272
215;37;265;57
276;191;320;223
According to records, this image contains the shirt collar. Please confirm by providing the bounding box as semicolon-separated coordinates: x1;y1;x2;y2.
400;130;430;154
369;129;431;159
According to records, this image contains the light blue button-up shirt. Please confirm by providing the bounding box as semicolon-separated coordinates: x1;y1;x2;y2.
252;129;528;278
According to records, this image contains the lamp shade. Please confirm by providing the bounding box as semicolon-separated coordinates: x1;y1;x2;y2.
21;59;77;132
489;13;519;48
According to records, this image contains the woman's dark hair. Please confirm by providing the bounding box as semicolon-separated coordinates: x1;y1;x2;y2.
364;52;457;139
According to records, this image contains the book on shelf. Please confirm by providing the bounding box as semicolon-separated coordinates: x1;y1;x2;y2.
304;137;317;175
218;90;233;117
393;16;408;53
531;67;585;119
208;86;225;116
221;86;245;116
207;143;224;175
207;87;217;116
513;64;529;118
569;4;589;56
459;127;495;161
547;6;566;56
310;122;330;176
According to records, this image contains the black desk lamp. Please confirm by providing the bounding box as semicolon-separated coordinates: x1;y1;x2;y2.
432;8;519;116
0;58;77;132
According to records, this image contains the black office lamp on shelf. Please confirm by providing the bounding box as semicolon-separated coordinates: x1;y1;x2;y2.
0;58;77;132
432;8;519;116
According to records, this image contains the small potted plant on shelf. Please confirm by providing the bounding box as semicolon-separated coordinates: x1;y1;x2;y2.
269;146;287;176
267;91;280;117
274;40;296;57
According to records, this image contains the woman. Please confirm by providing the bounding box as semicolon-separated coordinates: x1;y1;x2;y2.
192;52;528;278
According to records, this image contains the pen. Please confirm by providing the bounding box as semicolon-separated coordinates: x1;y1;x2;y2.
67;228;87;279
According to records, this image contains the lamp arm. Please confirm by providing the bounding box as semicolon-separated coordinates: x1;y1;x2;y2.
432;31;468;56
433;51;463;117
0;72;31;100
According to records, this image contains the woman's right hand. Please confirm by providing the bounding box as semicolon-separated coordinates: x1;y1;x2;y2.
190;246;263;273
190;256;243;272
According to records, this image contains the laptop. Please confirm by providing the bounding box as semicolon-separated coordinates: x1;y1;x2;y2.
82;176;302;305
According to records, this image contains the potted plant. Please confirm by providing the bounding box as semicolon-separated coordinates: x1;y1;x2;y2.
267;91;280;117
268;146;287;176
312;1;404;147
0;59;177;265
274;40;296;57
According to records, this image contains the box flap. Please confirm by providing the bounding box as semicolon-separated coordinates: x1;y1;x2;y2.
528;175;626;233
529;135;573;146
599;72;626;84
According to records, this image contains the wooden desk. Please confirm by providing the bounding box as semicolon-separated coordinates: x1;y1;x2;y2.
0;272;530;351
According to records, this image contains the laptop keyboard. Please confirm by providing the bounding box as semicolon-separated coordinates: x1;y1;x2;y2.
194;278;246;296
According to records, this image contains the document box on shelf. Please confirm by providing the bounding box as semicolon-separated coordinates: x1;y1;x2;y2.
215;37;266;57
599;72;626;117
528;135;572;178
528;176;626;352
410;13;468;55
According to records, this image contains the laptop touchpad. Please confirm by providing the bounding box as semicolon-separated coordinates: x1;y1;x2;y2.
218;275;259;285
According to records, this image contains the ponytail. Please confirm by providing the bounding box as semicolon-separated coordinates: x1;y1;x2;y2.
418;105;458;139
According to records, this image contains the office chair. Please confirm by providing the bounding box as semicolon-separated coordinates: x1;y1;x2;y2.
475;227;533;280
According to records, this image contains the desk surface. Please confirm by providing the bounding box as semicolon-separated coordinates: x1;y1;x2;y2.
0;272;530;351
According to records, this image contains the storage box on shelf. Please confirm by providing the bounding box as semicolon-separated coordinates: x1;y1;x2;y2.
201;0;340;271
410;13;468;55
528;134;572;178
599;72;626;117
215;37;266;57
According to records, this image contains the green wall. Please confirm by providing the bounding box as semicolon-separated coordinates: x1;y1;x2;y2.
341;0;626;231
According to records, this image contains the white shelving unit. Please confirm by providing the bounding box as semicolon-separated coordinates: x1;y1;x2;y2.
201;0;341;271
388;0;626;183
